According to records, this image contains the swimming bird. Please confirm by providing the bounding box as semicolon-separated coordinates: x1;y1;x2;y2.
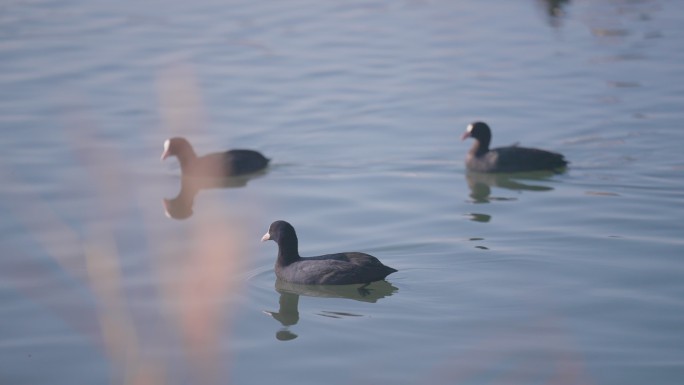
461;122;568;173
261;220;397;285
161;137;269;177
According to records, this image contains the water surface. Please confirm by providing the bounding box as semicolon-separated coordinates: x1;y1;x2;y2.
1;0;684;384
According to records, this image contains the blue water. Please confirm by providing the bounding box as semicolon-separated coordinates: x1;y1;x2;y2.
1;0;683;384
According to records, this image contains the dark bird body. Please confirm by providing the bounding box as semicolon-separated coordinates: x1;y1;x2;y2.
261;220;397;285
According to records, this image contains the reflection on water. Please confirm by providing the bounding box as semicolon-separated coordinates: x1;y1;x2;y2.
466;171;556;204
465;172;559;223
536;0;571;27
163;171;268;220
465;212;492;223
264;279;397;341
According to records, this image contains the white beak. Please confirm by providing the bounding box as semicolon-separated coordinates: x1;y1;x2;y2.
261;232;271;242
160;139;171;161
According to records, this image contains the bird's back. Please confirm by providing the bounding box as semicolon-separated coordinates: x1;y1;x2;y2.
278;252;397;285
468;145;567;173
222;149;270;176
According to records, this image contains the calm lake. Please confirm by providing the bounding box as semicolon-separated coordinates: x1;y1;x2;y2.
1;0;683;384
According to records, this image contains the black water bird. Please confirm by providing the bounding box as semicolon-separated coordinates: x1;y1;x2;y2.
261;220;397;285
461;122;568;173
161;137;269;177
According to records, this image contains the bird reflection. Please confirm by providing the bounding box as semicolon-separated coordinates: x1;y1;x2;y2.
264;278;398;341
163;171;267;220
466;171;555;204
536;0;571;27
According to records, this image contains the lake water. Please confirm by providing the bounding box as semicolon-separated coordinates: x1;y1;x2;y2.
1;0;683;384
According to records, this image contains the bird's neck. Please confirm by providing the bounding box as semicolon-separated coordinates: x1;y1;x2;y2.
277;239;301;266
176;147;198;173
470;139;490;157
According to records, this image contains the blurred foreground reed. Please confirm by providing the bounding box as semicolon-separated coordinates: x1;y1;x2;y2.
1;64;244;384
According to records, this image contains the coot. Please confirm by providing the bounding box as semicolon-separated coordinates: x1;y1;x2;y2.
161;137;269;177
261;220;397;285
461;122;568;173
